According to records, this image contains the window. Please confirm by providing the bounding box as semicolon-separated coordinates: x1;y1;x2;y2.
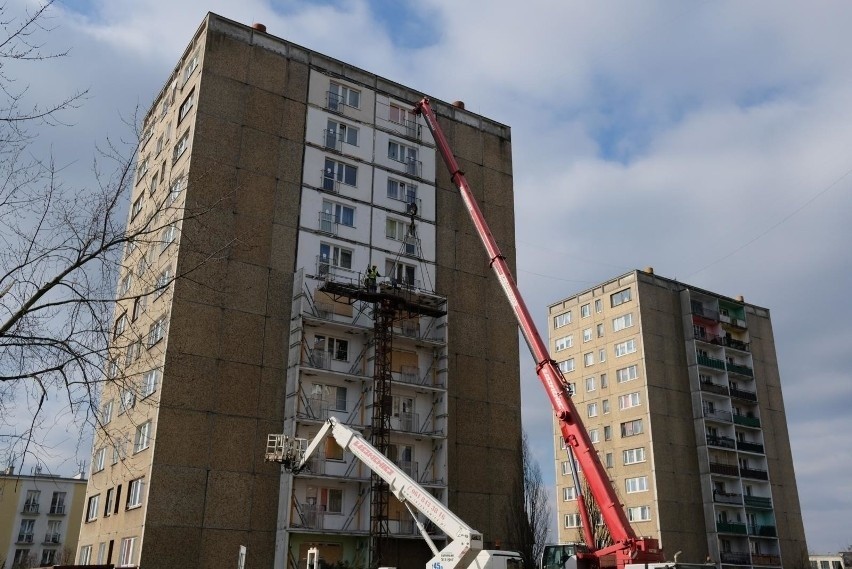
86;495;100;521
627;506;651;522
169;174;185;203
131;196;143;220
387;178;417;203
623;447;646;465
614;339;637;357
114;313;127;339
160;223;177;252
13;549;31;565
136;157;149;183
318;243;353;272
564;513;581;528
558;359;575;373
172;130;190;162
41;549;58;566
589;428;599;443
101;399;114;424
613;313;634;332
554;312;571;328
107;358;118;379
621;419;643;437
326;119;359;147
602;399;610;414
124;341;140;367
311;383;348;411
595;298;602;313
604;425;612;441
617;364;639;383
328;81;360;110
104;488;114;516
626;476;648;493
18;518;35;542
600;373;608;388
324;436;344;460
112;444;122;464
323;488;343;514
155;265;174;297
127;478;145;508
587;402;598;417
134;421;151;453
119;389;135;414
596;323;604;338
605;452;613;468
119;536;136;567
97;542;107;563
323;158;358;189
619;392;641;410
583;328;592;342
50;492;66;515
24;490;40;512
560;461;570;476
93;447;106;472
385;260;416;286
182;50;199;84
562;486;576;501
139;368;159;396
314;335;349;362
386;218;416;255
389;103;415;127
388;140;417;165
155;134;164;156
178;89;194;123
119;273;133;296
554;335;573;351
585;377;596;392
611;288;632;307
147;316;166;347
321;200;355;227
79;545;92;564
581;303;591;318
583;352;594;367
599;348;606;363
132;295;146;320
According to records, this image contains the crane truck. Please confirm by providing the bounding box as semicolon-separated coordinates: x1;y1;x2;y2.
266;417;523;569
412;98;696;569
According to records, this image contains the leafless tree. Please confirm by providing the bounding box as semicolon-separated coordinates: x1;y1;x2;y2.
575;475;613;550
507;431;552;569
0;1;228;473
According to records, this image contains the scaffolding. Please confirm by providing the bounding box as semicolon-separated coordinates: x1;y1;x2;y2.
317;276;447;568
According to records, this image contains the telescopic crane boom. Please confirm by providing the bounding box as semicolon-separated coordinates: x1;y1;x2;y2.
412;98;664;569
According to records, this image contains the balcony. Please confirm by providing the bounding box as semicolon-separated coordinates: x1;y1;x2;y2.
744;495;773;509
707;434;737;449
22;502;39;514
721;336;750;352
710;462;739;476
692;304;719;320
396;411;420;433
713;491;743;505
704;408;733;423
730;386;758;402
749;524;777;537
698;354;727;370
17;533;34;544
404;158;422;178
298;504;326;529
394;459;419;479
700;381;729;396
717;521;748;535
720;552;751;565
317;212;338;236
320;171;340;194
752;554;782;566
734;414;761;428
740;466;769;480
396;365;423;386
737;440;765;454
727;362;754;377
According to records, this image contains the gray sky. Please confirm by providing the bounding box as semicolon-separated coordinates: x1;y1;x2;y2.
10;0;851;555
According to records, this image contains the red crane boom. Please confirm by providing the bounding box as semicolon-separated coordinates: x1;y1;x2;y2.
413;98;664;569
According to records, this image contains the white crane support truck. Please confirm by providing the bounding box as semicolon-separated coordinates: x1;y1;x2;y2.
266;417;522;569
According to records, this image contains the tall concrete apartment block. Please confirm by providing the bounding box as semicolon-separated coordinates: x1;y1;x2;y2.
77;12;520;569
548;269;808;569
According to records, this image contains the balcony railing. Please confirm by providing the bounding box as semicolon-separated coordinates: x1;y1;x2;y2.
17;533;34;544
721;336;750;351
48;504;66;515
720;552;751;565
744;495;773;509
740;467;769;480
709;462;739;476
698;354;727;370
388;117;421;140
326;91;347;114
707;434;736;449
318;212;339;236
22;503;39;514
43;533;61;544
737;440;765;454
704;408;733;422
749;524;777;537
299;504;326;529
752;554;782;566
397;365;421;385
692;305;719;320
394;460;419;479
323;129;343;152
320;171;340;193
713;491;743;505
700;381;729;396
730;386;758;402
716;521;748;535
727;362;754;377
734;414;761;428
396;411;419;433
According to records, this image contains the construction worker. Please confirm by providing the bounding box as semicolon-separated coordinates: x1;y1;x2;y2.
365;265;379;292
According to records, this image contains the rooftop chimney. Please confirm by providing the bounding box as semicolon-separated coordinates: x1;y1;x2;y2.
735;295;744;303
252;23;267;33
451;100;465;109
643;266;654;275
